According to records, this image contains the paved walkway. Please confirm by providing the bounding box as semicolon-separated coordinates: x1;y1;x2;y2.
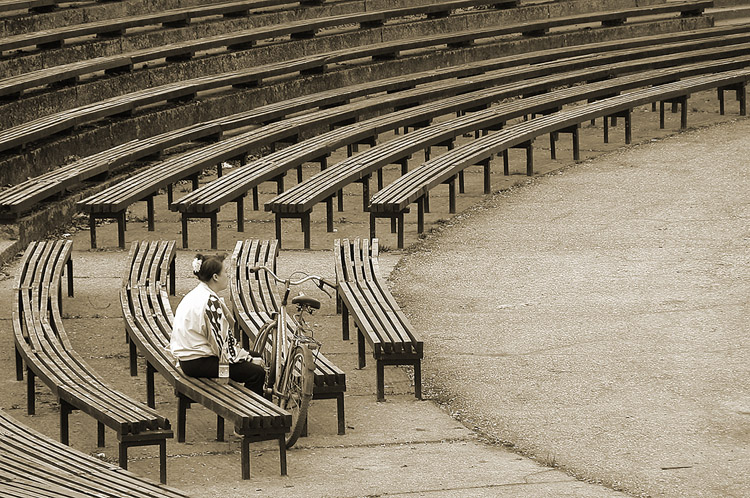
390;118;750;497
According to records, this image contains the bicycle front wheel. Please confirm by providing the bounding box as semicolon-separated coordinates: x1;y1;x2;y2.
281;346;313;449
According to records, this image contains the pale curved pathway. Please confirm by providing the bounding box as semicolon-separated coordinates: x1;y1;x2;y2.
391;119;750;497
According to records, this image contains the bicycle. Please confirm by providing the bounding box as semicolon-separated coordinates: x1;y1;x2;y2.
248;265;336;449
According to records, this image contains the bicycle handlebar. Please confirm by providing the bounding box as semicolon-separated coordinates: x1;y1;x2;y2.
249;265;336;290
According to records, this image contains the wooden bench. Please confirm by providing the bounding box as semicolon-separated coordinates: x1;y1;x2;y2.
0;24;735;227
334;238;422;401
122;240;292;480
0;0;712;155
0;0;513;101
12;240;174;483
230;239;347;436
0;0;315;55
233;42;750;248
0;0;58;15
369;69;750;247
0;409;189;497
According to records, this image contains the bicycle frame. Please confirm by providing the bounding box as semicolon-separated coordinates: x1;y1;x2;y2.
251;266;333;402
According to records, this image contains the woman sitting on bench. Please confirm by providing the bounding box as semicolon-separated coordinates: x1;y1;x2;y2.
170;253;265;395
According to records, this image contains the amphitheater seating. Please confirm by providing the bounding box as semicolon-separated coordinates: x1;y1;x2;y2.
266;52;750;248
334;238;422;401
0;0;711;156
369;69;750;247
0;0;513;101
0;409;189;497
187;43;750;248
230;239;347;435
12;240;174;483
0;0;314;55
0;0;57;15
0;24;739;229
121;240;292;480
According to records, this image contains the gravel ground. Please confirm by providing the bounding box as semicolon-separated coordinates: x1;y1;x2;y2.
390;118;750;497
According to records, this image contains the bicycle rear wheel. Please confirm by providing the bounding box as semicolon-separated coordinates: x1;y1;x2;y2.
281;346;313;449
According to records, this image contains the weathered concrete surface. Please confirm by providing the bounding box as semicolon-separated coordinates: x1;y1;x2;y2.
390;119;750;497
0;247;626;497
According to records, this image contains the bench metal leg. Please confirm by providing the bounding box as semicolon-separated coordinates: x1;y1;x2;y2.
210;212;218;250
625;109;632;144
170;258;176;296
93;422;104;450
216;415;224;442
357;328;366;369
302;212;311;250
326;196;334;233
659;101;666;129
458;169;465;193
414;361;422;400
26;367;35;415
502;150;509;176
129;338;138;376
336;392;345;435
338;188;344;211
482;158;491;195
397;212;405;249
525;142;534;177
342;304;350;341
376;361;385;402
369;212;376;240
241;437;250;479
181;215;189;249
147;195;155;231
146;362;156;409
391;217;396;234
417;198;424;234
177;394;189;443
549;132;556;160
119;443;128;471
117;211;126;249
253;186;260;210
60;400;72;445
377;168;383;190
89;214;97;249
15;347;23;381
159;439;167;484
448;177;456;214
278;435;287;476
361;175;370;212
275;215;282;249
681;97;688;130
236;196;244;233
66;258;74;297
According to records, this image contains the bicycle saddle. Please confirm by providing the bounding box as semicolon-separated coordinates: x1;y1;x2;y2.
292;294;320;309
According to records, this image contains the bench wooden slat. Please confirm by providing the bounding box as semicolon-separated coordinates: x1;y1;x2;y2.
334;238;422;401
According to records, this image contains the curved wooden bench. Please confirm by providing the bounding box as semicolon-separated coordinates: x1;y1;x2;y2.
0;0;313;55
12;240;174;483
369;69;750;247
0;0;513;101
0;0;57;15
0;409;188;497
334;238;422;401
0;0;711;155
263;51;750;247
0;23;736;223
179;41;750;248
230;239;347;436
122;239;291;480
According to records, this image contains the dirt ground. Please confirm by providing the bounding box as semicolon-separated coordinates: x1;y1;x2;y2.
0;87;745;497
